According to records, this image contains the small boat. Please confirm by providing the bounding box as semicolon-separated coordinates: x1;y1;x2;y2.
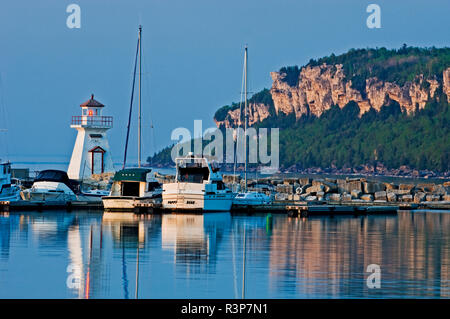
102;168;162;211
21;169;105;202
0;161;20;201
162;153;234;212
233;191;272;206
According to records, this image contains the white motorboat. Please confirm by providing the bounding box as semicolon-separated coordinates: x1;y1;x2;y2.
102;168;162;211
162;153;234;212
233;191;272;206
21;169;105;203
0;161;20;201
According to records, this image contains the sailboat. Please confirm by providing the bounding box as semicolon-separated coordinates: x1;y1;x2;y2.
102;26;162;212
232;46;272;208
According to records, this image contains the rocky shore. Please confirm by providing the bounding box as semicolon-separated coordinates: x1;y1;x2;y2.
222;174;450;205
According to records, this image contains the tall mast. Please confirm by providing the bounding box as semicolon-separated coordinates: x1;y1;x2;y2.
244;45;248;192
138;25;142;168
123;29;140;169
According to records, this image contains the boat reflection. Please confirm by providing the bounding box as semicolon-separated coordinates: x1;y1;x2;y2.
161;213;231;270
0;210;449;298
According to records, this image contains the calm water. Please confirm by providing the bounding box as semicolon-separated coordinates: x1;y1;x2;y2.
0;210;449;299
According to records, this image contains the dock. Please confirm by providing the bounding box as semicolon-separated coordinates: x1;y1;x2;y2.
2;198;447;216
285;202;399;217
1;200;103;212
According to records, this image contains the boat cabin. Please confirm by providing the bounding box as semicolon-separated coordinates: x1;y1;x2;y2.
110;168;160;197
0;162;12;190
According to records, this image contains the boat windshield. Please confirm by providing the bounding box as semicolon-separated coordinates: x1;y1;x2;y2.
35;170;69;183
178;167;209;183
147;181;160;192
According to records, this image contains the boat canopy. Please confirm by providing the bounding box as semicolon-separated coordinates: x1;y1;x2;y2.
113;168;152;182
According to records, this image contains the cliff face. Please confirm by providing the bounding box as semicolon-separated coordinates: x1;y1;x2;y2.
215;64;450;128
271;64;448;118
217;102;271;128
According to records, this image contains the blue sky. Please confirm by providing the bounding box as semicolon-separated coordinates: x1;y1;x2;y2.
0;0;449;165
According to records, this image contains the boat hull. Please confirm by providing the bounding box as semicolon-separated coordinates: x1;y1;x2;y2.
162;192;234;212
0;187;21;202
102;196;160;212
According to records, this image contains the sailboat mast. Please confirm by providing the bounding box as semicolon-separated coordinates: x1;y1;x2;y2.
138;25;142;168
244;45;248;192
123;30;140;169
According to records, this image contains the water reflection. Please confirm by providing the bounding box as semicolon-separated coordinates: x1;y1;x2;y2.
0;210;448;298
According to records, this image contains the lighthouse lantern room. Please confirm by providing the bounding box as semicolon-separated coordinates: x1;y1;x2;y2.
68;94;115;180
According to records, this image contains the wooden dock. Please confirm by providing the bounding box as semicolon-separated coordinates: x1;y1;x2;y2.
1;198;445;215
1;200;103;212
286;203;399;217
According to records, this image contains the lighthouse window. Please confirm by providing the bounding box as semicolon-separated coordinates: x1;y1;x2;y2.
89;134;103;138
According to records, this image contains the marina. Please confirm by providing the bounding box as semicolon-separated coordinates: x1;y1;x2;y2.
0;209;448;298
0;2;449;303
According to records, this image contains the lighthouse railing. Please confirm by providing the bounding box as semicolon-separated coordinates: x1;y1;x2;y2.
71;116;113;128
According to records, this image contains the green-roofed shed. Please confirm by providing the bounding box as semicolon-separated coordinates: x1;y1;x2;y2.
113;168;152;182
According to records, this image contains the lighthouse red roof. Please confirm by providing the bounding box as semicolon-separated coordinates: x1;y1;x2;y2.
80;94;104;107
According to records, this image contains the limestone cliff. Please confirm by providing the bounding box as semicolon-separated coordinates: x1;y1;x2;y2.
215;64;449;128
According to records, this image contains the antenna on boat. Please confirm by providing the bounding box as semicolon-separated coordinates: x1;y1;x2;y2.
242;224;246;299
123;27;140;169
138;25;142;168
244;45;248;193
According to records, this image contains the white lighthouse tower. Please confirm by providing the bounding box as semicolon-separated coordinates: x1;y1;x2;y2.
68;94;115;180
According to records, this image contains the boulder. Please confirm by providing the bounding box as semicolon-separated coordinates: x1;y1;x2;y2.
342;193;352;201
414;192;426;203
363;182;385;194
384;183;397;191
351;190;362;199
360;194;374;201
391;189;411;195
328;193;341;201
275;193;288;201
305;184;324;194
337;179;362;193
415;183;435;193
298;178;311;186
312;179;338;192
374;191;387;201
399;184;415;191
222;174;240;184
276;184;294;194
283;178;298;185
432;184;446;195
387;192;397;202
426;194;441;201
401;195;413;202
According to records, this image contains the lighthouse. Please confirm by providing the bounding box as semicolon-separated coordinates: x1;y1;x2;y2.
68;94;115;180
